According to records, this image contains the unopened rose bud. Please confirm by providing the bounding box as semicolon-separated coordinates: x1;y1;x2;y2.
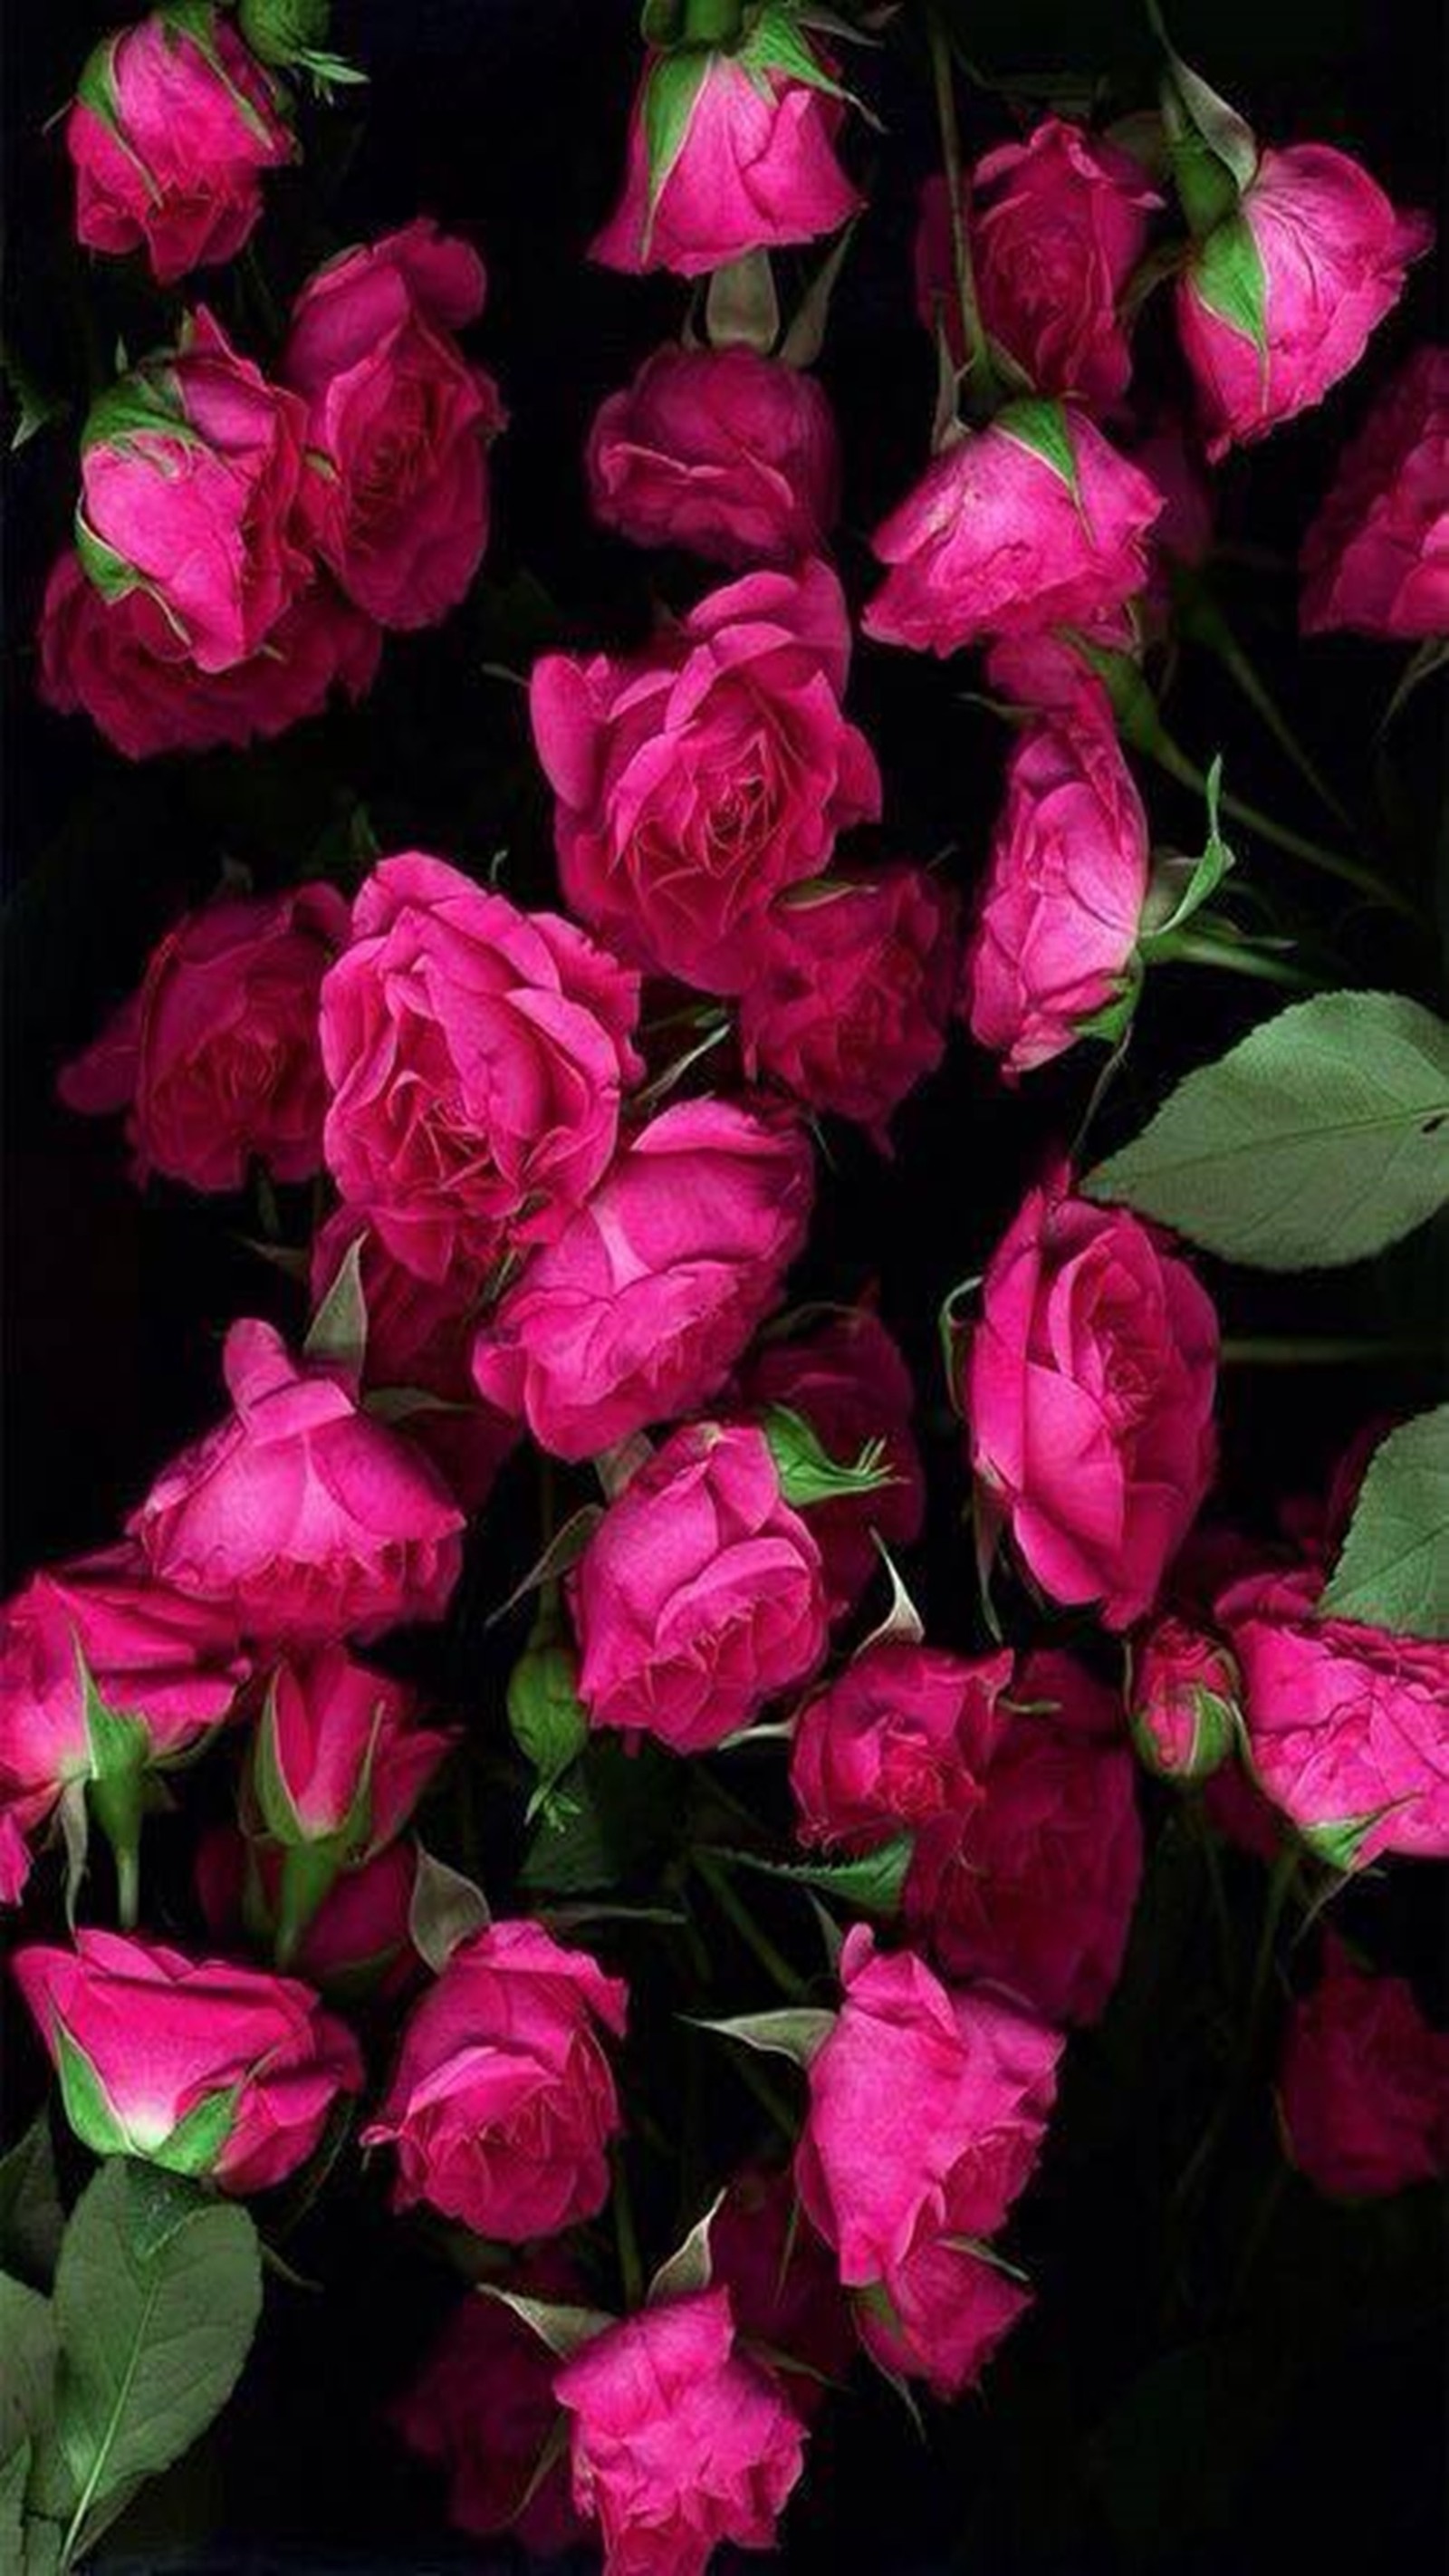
1128;1616;1239;1783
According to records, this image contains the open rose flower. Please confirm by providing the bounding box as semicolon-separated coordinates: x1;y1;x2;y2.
531;560;879;995
587;342;840;568
1300;346;1449;639
284;221;505;630
739;866;959;1142
363;1920;627;2239
712;2166;853;2418
791;1640;1012;1853
571;1422;828;1754
14;1927;361;2192
1279;1937;1449;2200
391;2252;587;2554
736;1310;926;1621
1128;1615;1239;1783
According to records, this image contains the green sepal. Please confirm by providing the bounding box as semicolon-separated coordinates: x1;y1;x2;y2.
688;2005;835;2065
73;513;139;607
82;366;198;460
150;2085;240;2181
739;4;850;101
507;1625;590;1824
303;1234;369;1375
1189;214;1268;355
75;34;164;207
762;1405;893;1508
479;2287;615;2358
1139;756;1236;946
643;48;712;222
1299;1802;1406;1873
236;0;327;66
53;2023;132;2161
996;397;1080;495
1129;1686;1236;1785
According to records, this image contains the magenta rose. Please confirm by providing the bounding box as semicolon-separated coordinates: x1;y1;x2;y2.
391;2253;587;2554
1301;347;1449;639
571;1422;828;1755
531;559;880;995
59;882;346;1193
363;1920;627;2240
1128;1615;1239;1783
790;1641;1012;1854
283;220;505;630
254;1646;452;1852
916;120;1157;402
739;865;959;1142
554;2288;806;2576
865;407;1163;658
67;6;293;287
319;851;641;1287
130;1317;465;1648
0;1815;28;1907
984;613;1135;726
1279;1937;1449;2200
711;2165;853;2420
963;1167;1219;1628
736;1310;925;1621
14;1927;361;2192
1177;144;1430;460
472;1097;813;1461
196;1825;422;1996
586;342;840;568
1216;1564;1449;1865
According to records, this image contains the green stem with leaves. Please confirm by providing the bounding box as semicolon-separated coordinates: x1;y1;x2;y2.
1152;930;1319;989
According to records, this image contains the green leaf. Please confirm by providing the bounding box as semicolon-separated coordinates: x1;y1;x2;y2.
1319;1406;1449;1640
303;1234;368;1373
479;2287;614;2358
0;2276;58;2462
1190;215;1267;354
690;2007;835;2065
408;1845;490;1973
519;1740;674;1895
643;49;711;217
996;397;1079;494
0;2446;28;2572
507;1636;590;1813
717;1836;914;1918
0;2116;65;2290
1083;993;1449;1271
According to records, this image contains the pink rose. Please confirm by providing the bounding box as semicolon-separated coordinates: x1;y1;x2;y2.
67;6;293;286
865;407;1163;658
964;1168;1219;1628
472;1097;813;1461
1216;1565;1449;1865
59;882;346;1192
739;865;959;1142
591;45;859;277
1128;1615;1239;1783
1279;1937;1449;2200
14;1927;361;2192
984;613;1134;726
391;2254;587;2553
531;559;879;995
587;342;840;568
130;1317;465;1648
254;1646;452;1851
1176;144;1431;459
916;120;1158;403
571;1422;828;1754
196;1824;422;1996
0;1813;29;1907
283;221;505;630
1301;347;1449;639
554;2287;806;2576
735;1309;925;1621
907;1650;1142;2025
362;1920;627;2239
711;2165;853;2419
790;1640;1012;1852
962;716;1149;1077
319;851;642;1286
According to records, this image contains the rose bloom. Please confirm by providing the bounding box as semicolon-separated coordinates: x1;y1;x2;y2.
1279;1937;1449;2200
964;1168;1219;1629
130;1317;465;1648
1301;347;1449;639
363;1920;627;2240
530;559;880;995
587;342;840;569
472;1097;813;1461
319;851;641;1286
284;220;505;630
984;613;1135;726
711;2165;854;2419
865;407;1163;658
555;2288;807;2576
1217;1564;1449;1865
1177;144;1430;459
257;1647;452;1852
962;716;1149;1078
14;1928;361;2193
391;2253;587;2554
571;1422;828;1755
1128;1614;1239;1783
791;1640;1012;1853
591;45;859;277
67;5;294;286
59;882;347;1193
736;1308;925;1621
916;119;1158;403
796;1927;1060;2396
739;866;960;1143
907;1650;1142;2026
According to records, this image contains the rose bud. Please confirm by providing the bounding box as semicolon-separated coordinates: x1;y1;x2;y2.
67;5;294;287
130;1317;465;1648
961;1166;1219;1629
711;2164;854;2418
197;1822;422;1996
390;2252;587;2553
1128;1616;1238;1784
916;119;1159;404
531;559;879;995
554;2288;806;2576
791;1640;1012;1854
796;1927;1060;2397
864;405;1163;659
570;1422;829;1756
362;1921;627;2240
984;613;1135;727
1279;1937;1449;2200
961;716;1149;1079
739;865;960;1144
1216;1565;1449;1867
1300;347;1449;639
736;1309;926;1622
472;1097;813;1461
59;882;347;1193
283;221;505;630
14;1927;361;2192
318;852;642;1287
586;342;841;569
907;1650;1142;2027
1176;144;1431;459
